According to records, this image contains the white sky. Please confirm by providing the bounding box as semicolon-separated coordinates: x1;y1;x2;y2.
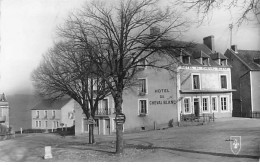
0;0;259;95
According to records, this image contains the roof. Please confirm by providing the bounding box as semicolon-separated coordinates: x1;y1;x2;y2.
162;39;230;67
234;50;260;71
31;98;71;110
184;43;230;67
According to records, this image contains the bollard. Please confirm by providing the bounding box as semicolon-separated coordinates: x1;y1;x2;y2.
20;128;23;134
44;146;53;159
154;121;157;130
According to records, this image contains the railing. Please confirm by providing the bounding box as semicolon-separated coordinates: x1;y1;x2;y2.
95;108;112;116
139;91;146;96
252;112;260;118
0;116;6;123
235;111;260;118
181;113;215;122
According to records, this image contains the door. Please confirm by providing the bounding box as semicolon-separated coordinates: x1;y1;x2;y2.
83;119;89;133
194;98;200;117
105;119;110;135
94;119;99;135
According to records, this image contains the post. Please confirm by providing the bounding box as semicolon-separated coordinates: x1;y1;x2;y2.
44;146;53;159
20;128;23;134
153;121;157;130
213;113;215;122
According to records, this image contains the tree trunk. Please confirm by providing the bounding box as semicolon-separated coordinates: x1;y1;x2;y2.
114;92;124;154
89;124;95;144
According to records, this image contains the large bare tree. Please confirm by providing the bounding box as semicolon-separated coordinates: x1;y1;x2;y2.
32;40;111;144
176;0;260;26
56;0;191;154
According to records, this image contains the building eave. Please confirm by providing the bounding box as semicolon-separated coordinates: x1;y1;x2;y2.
180;89;236;94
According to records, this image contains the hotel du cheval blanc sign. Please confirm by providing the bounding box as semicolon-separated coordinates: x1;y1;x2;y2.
149;89;180;105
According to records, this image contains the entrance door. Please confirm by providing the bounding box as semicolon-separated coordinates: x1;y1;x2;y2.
83;119;89;133
105;119;110;135
194;98;200;117
94;119;99;135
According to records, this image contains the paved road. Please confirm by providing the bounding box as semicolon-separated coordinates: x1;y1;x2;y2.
0;117;259;161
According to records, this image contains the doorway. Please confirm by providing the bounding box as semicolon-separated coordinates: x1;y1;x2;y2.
94;119;99;135
194;98;200;117
104;119;110;135
83;119;89;133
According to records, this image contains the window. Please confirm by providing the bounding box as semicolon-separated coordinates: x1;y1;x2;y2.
221;75;227;89
45;121;48;127
212;97;217;112
137;58;146;70
193;75;200;89
102;99;108;110
202;58;208;66
53;121;56;128
221;97;228;111
36;121;38;127
39;121;41;127
36;111;39;118
221;59;226;66
44;111;47;118
139;79;147;95
94;119;99;127
184;98;190;113
68;112;74;119
202;98;208;112
139;99;147;115
56;121;59;128
52;111;56;119
182;56;190;64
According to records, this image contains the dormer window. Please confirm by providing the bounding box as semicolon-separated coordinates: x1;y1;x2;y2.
179;49;191;65
137;58;146;70
253;58;260;65
202;57;209;66
182;56;190;64
193;51;210;66
220;59;227;66
211;52;228;66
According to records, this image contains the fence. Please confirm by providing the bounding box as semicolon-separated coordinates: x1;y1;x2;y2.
0;124;15;140
251;112;260;118
234;111;260;118
14;126;75;136
181;113;215;123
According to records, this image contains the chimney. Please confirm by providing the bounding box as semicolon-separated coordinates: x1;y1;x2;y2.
231;45;238;53
203;35;215;52
150;27;160;36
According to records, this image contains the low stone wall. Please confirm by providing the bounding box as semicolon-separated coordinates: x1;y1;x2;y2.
0;133;15;141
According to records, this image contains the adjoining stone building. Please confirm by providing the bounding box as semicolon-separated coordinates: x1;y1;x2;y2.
225;45;260;117
74;35;234;135
0;93;9;127
31;98;75;130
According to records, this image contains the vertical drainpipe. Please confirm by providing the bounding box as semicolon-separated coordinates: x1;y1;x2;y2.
239;70;250;117
177;67;181;126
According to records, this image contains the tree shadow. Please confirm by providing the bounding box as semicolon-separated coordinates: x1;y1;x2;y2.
125;143;259;160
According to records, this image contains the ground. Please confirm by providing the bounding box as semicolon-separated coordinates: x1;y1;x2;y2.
0;117;259;162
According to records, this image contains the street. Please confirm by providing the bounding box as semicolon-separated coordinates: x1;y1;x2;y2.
0;117;259;162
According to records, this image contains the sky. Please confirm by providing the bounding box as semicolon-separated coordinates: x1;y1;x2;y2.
0;0;259;95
